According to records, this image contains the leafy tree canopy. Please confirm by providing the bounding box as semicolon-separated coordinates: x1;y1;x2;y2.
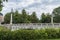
52;7;60;23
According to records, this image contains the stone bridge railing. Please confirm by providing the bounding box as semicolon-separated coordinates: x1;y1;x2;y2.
1;23;60;31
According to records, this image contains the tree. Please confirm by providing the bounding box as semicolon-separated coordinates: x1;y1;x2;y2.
31;12;39;23
4;9;29;23
4;9;40;23
4;9;14;24
4;10;22;24
40;13;46;23
13;10;22;23
0;0;3;11
0;0;8;11
21;9;28;23
40;13;51;23
4;13;11;23
52;7;60;23
45;13;51;23
27;15;31;23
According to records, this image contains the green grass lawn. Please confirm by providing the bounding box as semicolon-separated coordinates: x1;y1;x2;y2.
38;39;60;40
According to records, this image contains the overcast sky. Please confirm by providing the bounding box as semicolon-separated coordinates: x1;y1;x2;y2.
1;0;60;18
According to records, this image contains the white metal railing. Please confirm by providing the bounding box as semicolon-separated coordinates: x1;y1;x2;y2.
1;23;60;31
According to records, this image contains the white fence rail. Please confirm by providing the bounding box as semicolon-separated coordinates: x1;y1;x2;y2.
1;23;60;30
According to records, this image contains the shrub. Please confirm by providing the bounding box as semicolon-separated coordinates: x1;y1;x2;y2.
0;28;60;40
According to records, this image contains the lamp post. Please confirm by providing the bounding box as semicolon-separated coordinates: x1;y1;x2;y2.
51;11;57;27
51;13;54;27
10;9;13;31
10;9;13;25
51;14;53;24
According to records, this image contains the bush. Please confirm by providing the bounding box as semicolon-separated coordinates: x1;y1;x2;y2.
0;28;60;40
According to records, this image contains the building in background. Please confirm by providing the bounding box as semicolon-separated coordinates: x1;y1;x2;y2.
0;13;4;24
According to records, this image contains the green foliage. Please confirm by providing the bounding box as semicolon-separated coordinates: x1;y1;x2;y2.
40;13;51;23
0;28;60;40
0;26;9;31
52;7;60;23
21;9;28;23
5;6;60;23
13;10;22;23
4;13;11;23
4;9;39;23
0;0;3;11
0;0;8;11
31;12;39;23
